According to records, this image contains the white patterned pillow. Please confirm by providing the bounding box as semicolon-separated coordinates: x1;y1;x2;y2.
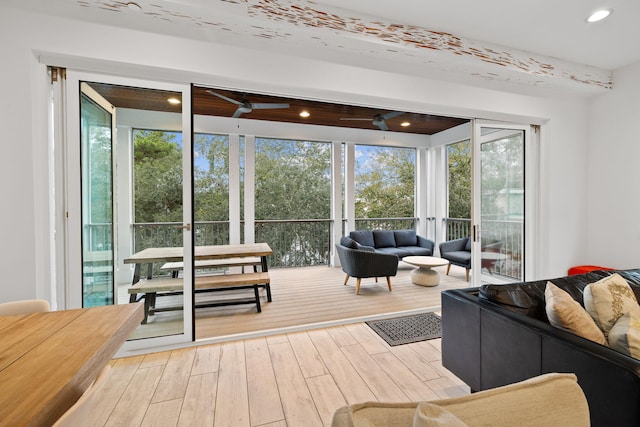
608;312;640;358
583;273;640;337
545;282;607;345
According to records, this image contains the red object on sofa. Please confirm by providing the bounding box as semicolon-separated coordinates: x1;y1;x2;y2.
568;265;614;276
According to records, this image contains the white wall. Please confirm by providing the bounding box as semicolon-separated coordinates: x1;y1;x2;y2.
587;61;640;269
0;6;597;303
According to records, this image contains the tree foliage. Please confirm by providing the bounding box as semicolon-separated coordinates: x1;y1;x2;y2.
480;134;524;218
133;130;183;223
355;146;415;218
255;138;331;220
447;140;471;219
194;134;229;221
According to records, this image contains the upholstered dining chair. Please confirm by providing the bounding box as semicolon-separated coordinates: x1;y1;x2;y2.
0;299;50;315
53;364;111;427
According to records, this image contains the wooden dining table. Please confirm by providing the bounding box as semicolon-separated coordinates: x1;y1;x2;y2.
0;303;143;426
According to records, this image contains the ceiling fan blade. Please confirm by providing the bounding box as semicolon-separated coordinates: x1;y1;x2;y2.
376;121;389;131
232;108;246;118
250;103;290;110
206;89;243;106
381;111;404;120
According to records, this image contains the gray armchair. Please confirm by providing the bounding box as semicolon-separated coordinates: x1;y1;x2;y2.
439;237;472;281
439;236;505;281
335;237;399;295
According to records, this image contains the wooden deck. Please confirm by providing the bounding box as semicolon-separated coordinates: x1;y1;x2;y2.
123;262;472;341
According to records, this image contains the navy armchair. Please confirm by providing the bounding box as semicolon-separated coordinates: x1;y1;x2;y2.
335;237;399;295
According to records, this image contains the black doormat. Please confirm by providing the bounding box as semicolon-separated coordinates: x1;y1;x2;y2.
366;312;441;346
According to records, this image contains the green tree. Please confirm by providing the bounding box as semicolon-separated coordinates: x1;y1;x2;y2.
447;140;471;219
193;134;229;222
480;134;524;219
133;130;183;223
254;138;331;266
355;146;415;219
255;138;330;220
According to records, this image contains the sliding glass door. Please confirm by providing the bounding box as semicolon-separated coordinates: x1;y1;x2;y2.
472;122;532;285
66;71;193;348
80;84;115;307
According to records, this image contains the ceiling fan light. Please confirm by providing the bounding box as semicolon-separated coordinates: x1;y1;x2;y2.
587;9;612;23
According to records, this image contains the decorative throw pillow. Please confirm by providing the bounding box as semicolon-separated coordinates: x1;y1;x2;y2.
583;273;640;337
607;311;640;358
544;282;607;345
414;403;469;427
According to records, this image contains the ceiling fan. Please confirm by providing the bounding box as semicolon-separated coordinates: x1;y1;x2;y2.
206;89;290;118
340;111;405;131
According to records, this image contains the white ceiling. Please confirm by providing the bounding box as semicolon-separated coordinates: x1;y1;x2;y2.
316;0;640;71
6;0;640;94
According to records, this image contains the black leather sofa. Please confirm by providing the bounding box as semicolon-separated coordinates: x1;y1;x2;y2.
441;268;640;427
344;229;435;258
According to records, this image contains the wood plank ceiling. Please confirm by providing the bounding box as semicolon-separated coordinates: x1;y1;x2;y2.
88;82;469;135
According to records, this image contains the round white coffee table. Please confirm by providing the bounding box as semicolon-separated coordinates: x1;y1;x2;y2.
403;256;450;287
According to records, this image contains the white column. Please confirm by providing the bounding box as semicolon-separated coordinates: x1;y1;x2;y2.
228;133;241;244
244;135;256;244
330;141;342;266
433;144;448;254
416;147;428;238
344;142;356;233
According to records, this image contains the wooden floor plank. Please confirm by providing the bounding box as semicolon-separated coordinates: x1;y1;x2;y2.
287;331;328;378
268;342;323;427
91;356;145;427
214;341;251;427
339;344;408;402
177;373;217;427
371;352;440;401
191;344;221;376
306;329;376;404
245;338;285;426
104;365;164;427
389;344;442;382
325;325;358;348
151;348;195;403
141;399;183;427
343;323;390;355
306;374;348;427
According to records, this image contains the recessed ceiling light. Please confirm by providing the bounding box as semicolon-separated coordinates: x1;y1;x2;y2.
587;9;612;23
167;97;181;105
127;2;142;12
299;110;310;118
401;121;411;127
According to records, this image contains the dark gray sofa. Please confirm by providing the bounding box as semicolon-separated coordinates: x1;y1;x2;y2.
441;268;640;427
344;229;435;258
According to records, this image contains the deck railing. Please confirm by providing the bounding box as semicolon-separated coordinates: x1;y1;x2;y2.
129;219;331;269
87;216;522;279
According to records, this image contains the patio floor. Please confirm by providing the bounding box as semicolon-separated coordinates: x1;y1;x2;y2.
123;262;473;341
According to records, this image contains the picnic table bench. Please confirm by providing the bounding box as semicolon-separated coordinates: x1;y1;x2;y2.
128;272;271;323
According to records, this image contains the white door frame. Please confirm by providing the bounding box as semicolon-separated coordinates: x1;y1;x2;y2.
471;120;538;285
64;71;194;350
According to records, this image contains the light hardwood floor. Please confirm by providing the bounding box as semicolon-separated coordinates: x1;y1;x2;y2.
92;321;470;427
